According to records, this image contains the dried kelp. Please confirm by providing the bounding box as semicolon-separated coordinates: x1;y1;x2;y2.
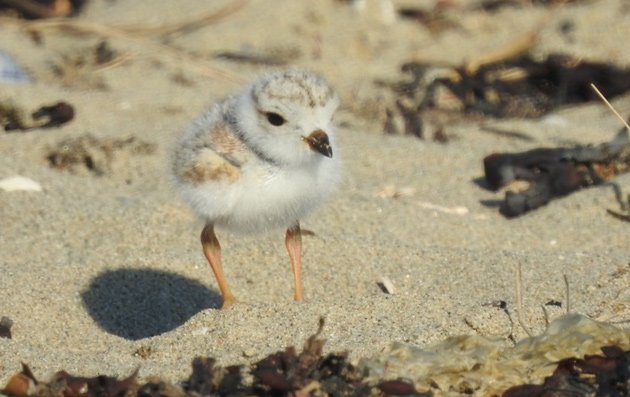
0;101;28;131
182;358;245;396
482;128;630;217
251;318;375;396
1;364;138;397
607;184;630;222
2;101;74;131
362;314;630;397
1;319;423;397
379;52;630;137
397;6;460;34
474;0;588;12
503;346;630;397
0;316;12;339
31;102;74;128
0;0;88;19
2;315;629;397
425;54;630;118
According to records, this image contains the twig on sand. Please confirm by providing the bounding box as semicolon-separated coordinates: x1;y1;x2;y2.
591;83;630;132
19;0;249;38
516;263;533;337
590;84;630;222
0;1;250;83
563;274;570;315
541;305;550;327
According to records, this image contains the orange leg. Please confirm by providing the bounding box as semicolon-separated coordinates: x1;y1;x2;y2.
285;222;303;301
201;224;237;309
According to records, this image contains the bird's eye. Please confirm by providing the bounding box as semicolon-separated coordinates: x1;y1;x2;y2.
265;112;286;126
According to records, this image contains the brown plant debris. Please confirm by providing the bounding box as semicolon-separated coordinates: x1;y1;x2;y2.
214;46;301;66
250;318;375;395
474;0;587;12
0;316;13;339
2;364;37;397
31;102;75;128
0;0;87;19
607;183;630;222
3;316;630;397
1;364;139;397
397;5;460;34
45;134;157;176
379;52;630;138
48;41;124;89
363;314;630;396
1;319;425;396
483;127;630;217
94;41;116;65
2;101;74;131
503;345;630;397
182;358;245;396
0;101;28;131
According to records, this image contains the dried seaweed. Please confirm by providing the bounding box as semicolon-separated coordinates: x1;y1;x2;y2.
397;6;460;34
422;54;630;118
482;128;630;217
3;315;630;397
607;184;630;222
1;364;37;397
379;52;630;139
474;0;587;12
1;319;423;397
0;101;28;131
0;0;87;19
1;364;139;397
503;346;630;397
363;314;630;397
0;316;13;339
31;102;74;128
2;101;74;131
251;318;374;396
182;358;245;396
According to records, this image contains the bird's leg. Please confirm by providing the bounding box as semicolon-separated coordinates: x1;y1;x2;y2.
201;224;237;308
285;222;303;301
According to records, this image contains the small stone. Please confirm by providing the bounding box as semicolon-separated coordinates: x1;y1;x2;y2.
243;348;257;358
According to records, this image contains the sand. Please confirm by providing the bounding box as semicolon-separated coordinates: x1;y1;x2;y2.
1;0;629;393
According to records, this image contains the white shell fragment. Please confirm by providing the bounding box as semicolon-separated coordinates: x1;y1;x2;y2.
377;276;395;295
417;201;469;215
0;176;42;192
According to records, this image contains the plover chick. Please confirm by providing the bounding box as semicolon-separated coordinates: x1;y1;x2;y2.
171;70;341;308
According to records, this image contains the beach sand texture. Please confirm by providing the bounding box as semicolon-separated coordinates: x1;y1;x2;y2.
1;0;629;393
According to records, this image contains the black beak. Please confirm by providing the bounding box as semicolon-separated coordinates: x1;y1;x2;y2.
303;129;333;158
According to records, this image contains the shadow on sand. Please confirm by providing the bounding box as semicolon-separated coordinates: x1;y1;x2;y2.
81;268;220;340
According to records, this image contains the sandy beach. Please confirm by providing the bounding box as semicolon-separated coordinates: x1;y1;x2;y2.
1;0;629;394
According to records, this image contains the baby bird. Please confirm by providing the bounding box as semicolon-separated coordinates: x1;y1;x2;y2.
171;70;341;308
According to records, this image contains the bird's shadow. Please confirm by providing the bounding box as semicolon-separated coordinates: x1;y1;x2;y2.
81;268;220;340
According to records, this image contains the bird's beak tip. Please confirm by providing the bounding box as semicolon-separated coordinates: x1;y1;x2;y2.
304;129;333;158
